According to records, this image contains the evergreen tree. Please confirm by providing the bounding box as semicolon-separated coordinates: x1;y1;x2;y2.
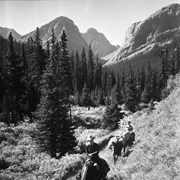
69;52;75;91
120;71;126;103
0;33;24;124
81;83;92;108
20;43;29;115
175;46;180;74
60;29;73;94
102;67;108;96
81;47;87;88
93;55;100;88
103;103;122;130
97;88;105;105
151;69;159;101
111;75;123;104
125;65;138;112
74;50;81;93
36;30;76;158
26;28;45;119
159;49;168;96
141;61;152;103
87;44;94;90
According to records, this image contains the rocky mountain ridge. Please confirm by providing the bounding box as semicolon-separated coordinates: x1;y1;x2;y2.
102;3;180;69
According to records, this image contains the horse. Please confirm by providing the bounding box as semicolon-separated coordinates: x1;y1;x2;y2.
122;132;135;155
80;159;100;180
108;132;135;163
108;136;124;163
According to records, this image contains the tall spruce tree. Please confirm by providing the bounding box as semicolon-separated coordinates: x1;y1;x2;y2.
81;83;92;108
141;61;153;103
81;47;87;88
125;65;138;112
74;50;81;93
159;49;168;96
36;30;76;158
1;33;24;125
103;103;122;130
87;44;94;90
60;29;73;94
112;75;123;104
175;46;180;74
26;28;46;119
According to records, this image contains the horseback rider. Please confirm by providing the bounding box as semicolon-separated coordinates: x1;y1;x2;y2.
85;135;110;180
125;120;133;132
86;135;99;163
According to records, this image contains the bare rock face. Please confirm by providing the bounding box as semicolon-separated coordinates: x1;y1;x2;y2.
103;3;180;67
20;16;89;54
82;28;119;58
0;27;21;40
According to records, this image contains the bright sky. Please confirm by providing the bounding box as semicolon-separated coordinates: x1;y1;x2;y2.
0;0;180;45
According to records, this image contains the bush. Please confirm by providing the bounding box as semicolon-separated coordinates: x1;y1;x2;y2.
0;133;7;144
0;158;10;169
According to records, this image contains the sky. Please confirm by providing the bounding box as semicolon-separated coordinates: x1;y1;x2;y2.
0;0;180;46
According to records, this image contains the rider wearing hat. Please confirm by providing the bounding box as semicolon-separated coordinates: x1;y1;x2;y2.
125;121;133;132
85;135;110;179
86;135;99;159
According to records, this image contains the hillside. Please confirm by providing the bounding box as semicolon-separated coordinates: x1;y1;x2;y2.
20;16;89;54
82;28;119;58
98;74;180;179
1;73;180;179
102;3;180;73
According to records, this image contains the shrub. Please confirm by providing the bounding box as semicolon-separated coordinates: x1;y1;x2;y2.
0;133;7;144
0;158;10;169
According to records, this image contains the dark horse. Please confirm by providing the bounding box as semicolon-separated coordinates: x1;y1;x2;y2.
109;132;135;163
123;132;135;155
111;140;124;163
80;159;100;180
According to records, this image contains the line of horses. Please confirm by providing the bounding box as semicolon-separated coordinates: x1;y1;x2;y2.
77;132;135;180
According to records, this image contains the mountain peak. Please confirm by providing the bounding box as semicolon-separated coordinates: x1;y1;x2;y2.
86;28;99;33
82;28;119;58
0;27;21;40
20;16;89;54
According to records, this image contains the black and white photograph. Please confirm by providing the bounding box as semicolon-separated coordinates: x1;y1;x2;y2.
0;0;180;179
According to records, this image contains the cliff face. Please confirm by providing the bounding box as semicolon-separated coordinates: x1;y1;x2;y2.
82;28;119;58
103;4;180;67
